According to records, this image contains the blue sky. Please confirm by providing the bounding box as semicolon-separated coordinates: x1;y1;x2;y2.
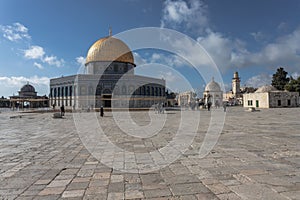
0;0;300;97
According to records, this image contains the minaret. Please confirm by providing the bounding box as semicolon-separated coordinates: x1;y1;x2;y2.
232;72;240;97
109;26;112;36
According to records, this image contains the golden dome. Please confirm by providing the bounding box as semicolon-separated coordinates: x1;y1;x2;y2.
85;36;134;65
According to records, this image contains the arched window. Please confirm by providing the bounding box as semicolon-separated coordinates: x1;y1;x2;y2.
69;86;72;96
65;86;68;96
54;88;57;97
58;87;60;97
146;86;150;96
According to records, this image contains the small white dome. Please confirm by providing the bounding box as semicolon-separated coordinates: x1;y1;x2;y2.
255;85;277;93
205;77;221;92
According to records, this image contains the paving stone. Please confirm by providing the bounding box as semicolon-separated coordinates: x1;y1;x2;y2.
47;179;72;187
34;179;52;185
85;186;107;195
140;173;164;185
93;172;111;179
204;183;231;195
111;174;123;183
83;194;107;200
1;108;300;199
195;193;219;200
217;192;242;200
66;181;89;190
89;179;109;187
33;194;60;200
62;190;85;198
125;189;144;199
166;174;201;185
38;187;65;195
107;192;124;200
72;177;91;183
170;182;210;195
280;191;300;200
179;195;198;200
144;188;172;198
108;182;124;193
229;183;289;200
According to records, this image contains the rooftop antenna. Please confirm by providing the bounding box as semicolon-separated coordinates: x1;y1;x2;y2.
109;26;112;36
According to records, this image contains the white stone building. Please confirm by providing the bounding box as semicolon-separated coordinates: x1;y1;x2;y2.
243;85;299;108
203;78;223;107
178;91;196;107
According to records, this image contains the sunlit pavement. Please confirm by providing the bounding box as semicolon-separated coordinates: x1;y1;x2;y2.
0;107;299;199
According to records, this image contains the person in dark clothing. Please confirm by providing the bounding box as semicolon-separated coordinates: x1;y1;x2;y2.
223;102;227;112
60;105;65;116
100;106;104;117
207;102;212;111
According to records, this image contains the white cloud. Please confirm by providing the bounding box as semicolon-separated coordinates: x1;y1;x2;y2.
23;45;64;68
133;52;147;66
0;76;50;97
134;51;188;68
24;45;45;59
291;72;299;79
160;1;300;73
150;53;188;68
161;0;208;34
0;22;64;68
43;56;64;67
244;74;272;88
76;56;86;73
0;22;30;42
250;31;266;42
277;22;288;32
76;56;86;66
33;62;44;69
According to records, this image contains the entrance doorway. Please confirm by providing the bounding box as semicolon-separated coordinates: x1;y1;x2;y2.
256;100;259;108
102;95;112;107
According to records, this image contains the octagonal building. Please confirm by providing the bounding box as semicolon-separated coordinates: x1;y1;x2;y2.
49;33;166;110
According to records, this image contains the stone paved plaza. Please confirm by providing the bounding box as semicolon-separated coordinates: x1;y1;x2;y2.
0;107;299;200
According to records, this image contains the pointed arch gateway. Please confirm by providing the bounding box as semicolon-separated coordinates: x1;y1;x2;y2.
102;88;112;107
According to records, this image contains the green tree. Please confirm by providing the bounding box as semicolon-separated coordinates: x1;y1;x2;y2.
285;76;300;94
271;67;290;90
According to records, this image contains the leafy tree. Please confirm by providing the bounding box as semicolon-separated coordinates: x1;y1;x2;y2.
271;67;290;90
285;76;300;94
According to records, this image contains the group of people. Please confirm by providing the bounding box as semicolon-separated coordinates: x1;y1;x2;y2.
207;102;227;112
154;103;165;114
52;102;226;118
52;103;65;117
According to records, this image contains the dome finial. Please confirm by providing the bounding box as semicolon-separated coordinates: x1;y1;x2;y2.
109;26;112;36
212;77;214;82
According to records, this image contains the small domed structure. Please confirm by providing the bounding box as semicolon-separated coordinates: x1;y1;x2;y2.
19;82;37;97
20;83;36;93
203;77;223;107
255;85;277;93
205;77;221;92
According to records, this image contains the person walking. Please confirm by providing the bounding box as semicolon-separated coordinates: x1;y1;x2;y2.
60;105;65;116
207;102;211;111
223;102;227;112
100;106;104;117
